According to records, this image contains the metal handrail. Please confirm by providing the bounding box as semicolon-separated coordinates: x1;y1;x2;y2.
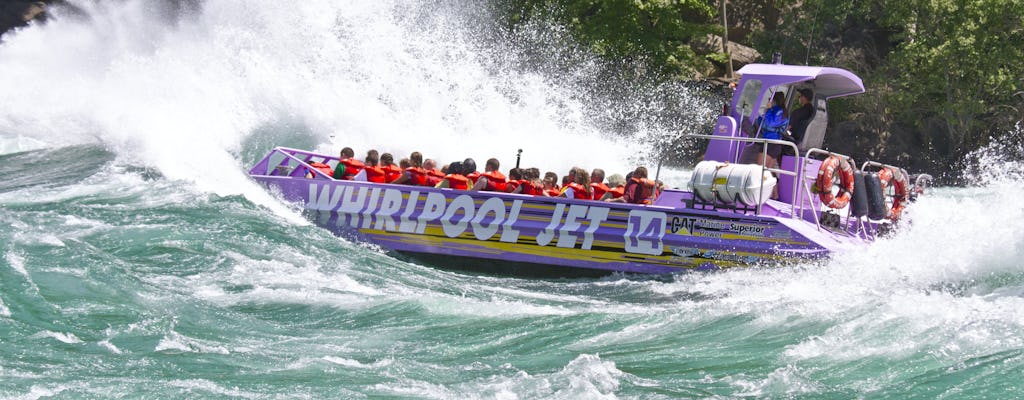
685;134;800;216
267;147;336;179
859;160;901;173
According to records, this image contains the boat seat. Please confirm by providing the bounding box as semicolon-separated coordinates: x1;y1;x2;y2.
796;97;828;153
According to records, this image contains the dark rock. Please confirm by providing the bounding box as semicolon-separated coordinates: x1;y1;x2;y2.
1;1;47;39
693;34;760;65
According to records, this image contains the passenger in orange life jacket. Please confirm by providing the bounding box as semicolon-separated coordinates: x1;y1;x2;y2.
380;153;402;183
542;171;560;197
391;152;427;185
305;161;334;178
608;166;656;204
560;174;571;190
422;158;445;187
461;158;478;186
470;158;507;192
503;168;523;193
359;150;386;183
350;149;375;181
527;168;545;195
436;161;471;190
589;168;610;201
600;173;626;200
559;167;592;200
332;147;364;180
512;167;544;195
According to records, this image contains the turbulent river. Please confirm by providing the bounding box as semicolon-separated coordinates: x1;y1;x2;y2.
2;1;1023;398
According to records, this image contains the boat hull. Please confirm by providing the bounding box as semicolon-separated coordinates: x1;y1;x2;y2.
252;174;832;274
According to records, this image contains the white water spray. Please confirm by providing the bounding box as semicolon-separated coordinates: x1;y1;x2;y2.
0;0;656;219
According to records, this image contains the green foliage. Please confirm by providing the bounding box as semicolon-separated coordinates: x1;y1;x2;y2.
744;0;1024;171
884;0;1024;147
705;51;730;64
501;0;718;77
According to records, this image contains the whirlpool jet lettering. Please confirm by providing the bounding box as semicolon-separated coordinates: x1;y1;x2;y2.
307;184;667;255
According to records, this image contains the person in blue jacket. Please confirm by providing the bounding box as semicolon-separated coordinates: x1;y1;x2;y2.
753;91;789;167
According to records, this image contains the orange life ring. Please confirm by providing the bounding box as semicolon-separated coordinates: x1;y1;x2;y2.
816;155;855;209
877;167;909;221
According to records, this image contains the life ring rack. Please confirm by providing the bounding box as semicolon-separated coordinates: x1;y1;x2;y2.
815;154;856;209
862;161;910;221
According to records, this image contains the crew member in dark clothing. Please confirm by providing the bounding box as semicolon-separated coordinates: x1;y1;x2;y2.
788;88;814;144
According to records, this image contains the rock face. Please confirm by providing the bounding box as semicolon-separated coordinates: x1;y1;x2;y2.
693;34;761;67
692;34;761;79
1;1;49;39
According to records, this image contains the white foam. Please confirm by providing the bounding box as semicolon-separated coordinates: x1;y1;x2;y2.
98;339;122;355
5;252;29;277
552;354;622;398
322;356;393;369
0;297;10;317
30;330;83;344
176;248;385;309
646;176;1024;374
414;353;625;399
166;379;260;398
155;329;230;355
728;364;823;398
9;385;71;400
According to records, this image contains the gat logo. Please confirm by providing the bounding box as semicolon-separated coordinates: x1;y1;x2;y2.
669;216;697;234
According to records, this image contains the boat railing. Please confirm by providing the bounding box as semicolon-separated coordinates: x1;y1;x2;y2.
253;147;338;179
685;134;800;217
859;160;902;173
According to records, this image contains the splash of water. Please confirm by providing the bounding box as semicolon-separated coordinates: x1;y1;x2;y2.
654;139;1024;391
0;0;709;216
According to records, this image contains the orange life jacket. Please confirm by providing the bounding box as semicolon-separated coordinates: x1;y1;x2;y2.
607;186;625;199
466;171;481;187
563;182;588;199
445;174;469;190
382;164;402;182
424;169;445;187
545;186;561;197
518;180;542;196
590;182;610;200
480;170;507;192
309;162;334;178
336;158;364;180
504;179;522;193
364;166;386;183
624;178;655;204
404;167;428;186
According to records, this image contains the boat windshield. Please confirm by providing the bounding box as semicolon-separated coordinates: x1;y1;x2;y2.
735;79;762;122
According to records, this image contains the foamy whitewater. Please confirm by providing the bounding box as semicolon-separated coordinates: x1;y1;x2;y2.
1;1;1022;398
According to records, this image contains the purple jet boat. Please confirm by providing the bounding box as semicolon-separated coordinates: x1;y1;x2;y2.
249;62;929;274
